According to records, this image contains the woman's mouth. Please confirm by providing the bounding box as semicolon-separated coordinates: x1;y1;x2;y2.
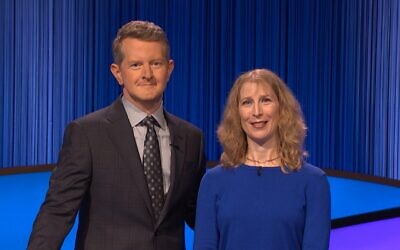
250;121;267;128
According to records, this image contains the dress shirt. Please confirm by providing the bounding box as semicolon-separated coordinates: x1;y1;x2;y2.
122;96;171;194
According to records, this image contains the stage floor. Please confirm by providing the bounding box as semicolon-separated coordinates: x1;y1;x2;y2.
1;172;400;249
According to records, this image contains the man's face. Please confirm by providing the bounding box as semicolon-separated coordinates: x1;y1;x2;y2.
111;38;174;113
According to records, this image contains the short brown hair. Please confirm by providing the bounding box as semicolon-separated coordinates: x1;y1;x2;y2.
112;20;170;64
217;69;307;171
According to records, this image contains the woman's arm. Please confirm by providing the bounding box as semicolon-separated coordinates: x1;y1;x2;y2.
302;172;331;250
194;170;220;250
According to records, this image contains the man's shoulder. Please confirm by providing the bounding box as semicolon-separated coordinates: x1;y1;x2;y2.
73;98;123;125
164;111;202;134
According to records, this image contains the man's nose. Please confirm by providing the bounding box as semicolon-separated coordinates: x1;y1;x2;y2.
142;64;154;79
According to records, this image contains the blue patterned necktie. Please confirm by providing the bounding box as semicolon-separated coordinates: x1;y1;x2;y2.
140;116;165;220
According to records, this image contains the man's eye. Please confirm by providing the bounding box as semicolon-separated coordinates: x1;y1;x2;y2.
151;61;163;68
131;63;142;70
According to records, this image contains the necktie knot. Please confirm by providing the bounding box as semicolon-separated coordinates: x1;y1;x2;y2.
140;116;160;128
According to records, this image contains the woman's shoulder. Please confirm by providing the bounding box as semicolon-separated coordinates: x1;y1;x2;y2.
199;165;235;194
204;164;232;177
298;162;327;177
298;163;330;199
201;164;239;183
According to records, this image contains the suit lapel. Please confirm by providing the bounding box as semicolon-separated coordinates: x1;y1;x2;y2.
156;111;187;227
104;100;188;227
104;99;153;218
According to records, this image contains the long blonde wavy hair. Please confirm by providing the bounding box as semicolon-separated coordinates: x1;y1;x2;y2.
217;69;307;171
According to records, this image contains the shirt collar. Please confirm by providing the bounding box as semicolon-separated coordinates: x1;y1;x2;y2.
121;96;167;130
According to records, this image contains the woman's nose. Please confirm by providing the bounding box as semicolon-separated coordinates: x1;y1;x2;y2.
253;103;263;116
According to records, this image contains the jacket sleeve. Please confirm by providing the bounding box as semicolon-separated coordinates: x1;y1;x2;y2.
184;132;207;228
27;121;92;249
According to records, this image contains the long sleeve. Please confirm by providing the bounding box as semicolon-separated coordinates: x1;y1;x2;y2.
194;170;219;250
28;121;92;249
184;133;207;229
302;171;331;250
194;164;330;250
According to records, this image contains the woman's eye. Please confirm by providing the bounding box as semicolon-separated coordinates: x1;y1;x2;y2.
241;99;252;105
261;97;272;103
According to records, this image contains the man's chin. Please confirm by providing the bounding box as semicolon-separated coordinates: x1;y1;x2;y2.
124;95;162;111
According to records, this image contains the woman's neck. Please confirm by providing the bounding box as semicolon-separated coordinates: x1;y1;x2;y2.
245;141;280;167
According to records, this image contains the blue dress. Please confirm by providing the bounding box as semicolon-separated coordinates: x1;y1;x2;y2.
194;163;331;250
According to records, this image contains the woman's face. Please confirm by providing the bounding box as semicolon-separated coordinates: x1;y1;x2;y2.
238;81;280;147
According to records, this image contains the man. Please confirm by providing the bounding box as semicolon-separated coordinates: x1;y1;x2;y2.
28;20;206;250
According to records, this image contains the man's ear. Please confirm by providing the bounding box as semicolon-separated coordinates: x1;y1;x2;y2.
110;63;123;86
167;59;175;80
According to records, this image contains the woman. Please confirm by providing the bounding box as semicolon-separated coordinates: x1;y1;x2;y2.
194;69;330;250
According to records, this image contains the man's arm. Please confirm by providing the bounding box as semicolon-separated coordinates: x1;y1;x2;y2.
184;132;207;229
28;121;92;249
